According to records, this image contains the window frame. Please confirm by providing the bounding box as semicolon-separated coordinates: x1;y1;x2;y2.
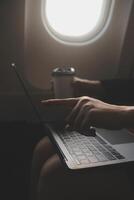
41;0;115;45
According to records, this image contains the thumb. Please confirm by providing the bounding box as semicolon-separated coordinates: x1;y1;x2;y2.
71;77;80;87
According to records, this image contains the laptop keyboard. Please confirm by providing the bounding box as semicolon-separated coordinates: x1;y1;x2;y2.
59;130;125;165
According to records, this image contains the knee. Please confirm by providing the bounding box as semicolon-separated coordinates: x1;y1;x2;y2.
39;154;64;184
41;154;62;175
37;156;64;200
32;136;55;164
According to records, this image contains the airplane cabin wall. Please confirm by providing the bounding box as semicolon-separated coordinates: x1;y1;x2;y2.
24;0;133;90
118;1;134;78
0;0;24;95
0;0;134;121
0;0;36;121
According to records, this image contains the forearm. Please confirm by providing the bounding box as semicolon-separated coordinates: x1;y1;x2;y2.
73;78;105;99
124;106;134;128
73;77;134;105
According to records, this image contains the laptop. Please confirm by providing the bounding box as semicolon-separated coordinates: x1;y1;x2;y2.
11;63;134;170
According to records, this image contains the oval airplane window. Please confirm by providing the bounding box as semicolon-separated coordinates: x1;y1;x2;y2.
42;0;114;45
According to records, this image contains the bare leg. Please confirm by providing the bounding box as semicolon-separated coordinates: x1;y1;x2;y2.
31;137;134;200
37;154;108;200
30;136;56;200
37;154;134;200
37;154;74;200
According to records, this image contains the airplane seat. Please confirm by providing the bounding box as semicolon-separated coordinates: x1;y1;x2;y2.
0;121;45;200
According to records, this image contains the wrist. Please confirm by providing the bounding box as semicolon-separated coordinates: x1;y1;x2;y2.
121;106;134;128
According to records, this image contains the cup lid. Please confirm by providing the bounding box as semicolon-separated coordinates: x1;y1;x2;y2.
52;66;76;76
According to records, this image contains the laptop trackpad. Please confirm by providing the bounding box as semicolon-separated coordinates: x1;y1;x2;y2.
97;129;134;145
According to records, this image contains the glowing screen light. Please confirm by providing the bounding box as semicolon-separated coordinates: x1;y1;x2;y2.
44;0;104;37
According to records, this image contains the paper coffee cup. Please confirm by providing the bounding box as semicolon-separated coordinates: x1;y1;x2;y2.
52;66;76;98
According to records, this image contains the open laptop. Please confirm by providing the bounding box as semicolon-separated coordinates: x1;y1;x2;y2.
11;63;134;170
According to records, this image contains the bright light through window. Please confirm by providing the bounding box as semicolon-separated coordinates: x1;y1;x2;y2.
42;0;113;44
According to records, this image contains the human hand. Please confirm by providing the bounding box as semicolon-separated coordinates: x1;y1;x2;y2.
42;96;129;130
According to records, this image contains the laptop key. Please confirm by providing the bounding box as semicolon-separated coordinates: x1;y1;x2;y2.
96;154;108;162
85;152;93;157
103;152;116;160
88;156;98;163
77;155;87;162
71;154;81;165
72;147;81;152
75;151;83;156
96;136;107;144
80;159;90;164
112;153;125;160
115;154;125;159
59;130;125;166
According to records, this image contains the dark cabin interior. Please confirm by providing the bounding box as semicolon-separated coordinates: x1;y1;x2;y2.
1;0;134;199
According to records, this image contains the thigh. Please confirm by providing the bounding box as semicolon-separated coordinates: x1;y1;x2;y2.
38;154;134;200
30;136;56;200
38;154;103;200
32;136;56;165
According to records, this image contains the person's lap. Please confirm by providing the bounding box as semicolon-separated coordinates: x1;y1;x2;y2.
31;136;134;200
